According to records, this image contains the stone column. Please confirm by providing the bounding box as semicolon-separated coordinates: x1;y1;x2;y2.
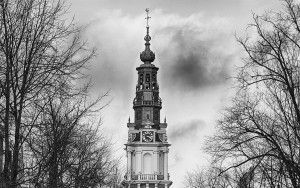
127;150;132;180
153;151;158;174
146;183;149;188
136;151;142;174
155;183;158;188
164;150;168;180
137;184;141;188
165;184;168;188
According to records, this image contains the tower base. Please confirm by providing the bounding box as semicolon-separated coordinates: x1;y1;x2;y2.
121;180;172;188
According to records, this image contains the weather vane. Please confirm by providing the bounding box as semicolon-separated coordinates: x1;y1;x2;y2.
145;8;151;27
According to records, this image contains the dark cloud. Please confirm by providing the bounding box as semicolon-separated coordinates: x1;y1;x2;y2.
157;26;233;91
169;120;206;142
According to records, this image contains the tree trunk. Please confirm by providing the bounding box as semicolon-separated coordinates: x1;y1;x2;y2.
3;66;10;187
0;134;3;173
48;144;59;188
10;119;21;188
0;134;4;188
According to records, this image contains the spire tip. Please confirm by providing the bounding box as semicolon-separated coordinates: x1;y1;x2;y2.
140;8;155;63
145;8;151;28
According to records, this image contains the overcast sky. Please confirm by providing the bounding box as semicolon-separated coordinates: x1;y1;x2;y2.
69;0;281;187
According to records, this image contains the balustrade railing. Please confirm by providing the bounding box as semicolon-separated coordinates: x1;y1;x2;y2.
133;100;162;107
139;174;156;180
128;173;164;181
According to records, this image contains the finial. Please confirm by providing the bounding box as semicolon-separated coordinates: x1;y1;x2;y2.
145;8;151;28
140;8;155;63
144;8;151;42
128;116;130;123
164;116;167;123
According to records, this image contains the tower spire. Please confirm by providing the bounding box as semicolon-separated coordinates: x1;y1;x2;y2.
122;9;172;187
140;8;155;63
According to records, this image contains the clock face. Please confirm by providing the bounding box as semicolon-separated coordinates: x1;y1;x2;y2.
142;131;154;142
131;133;136;142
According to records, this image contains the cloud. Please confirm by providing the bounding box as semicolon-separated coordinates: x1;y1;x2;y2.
169;120;206;142
155;23;234;91
83;10;143;94
169;29;230;89
83;10;236;97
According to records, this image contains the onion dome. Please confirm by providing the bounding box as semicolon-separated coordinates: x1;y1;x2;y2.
140;26;155;63
140;9;155;63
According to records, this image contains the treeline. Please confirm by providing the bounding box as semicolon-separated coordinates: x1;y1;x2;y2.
0;0;120;187
185;0;300;187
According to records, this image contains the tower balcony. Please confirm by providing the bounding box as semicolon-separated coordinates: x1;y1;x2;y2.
126;173;167;181
133;100;162;108
122;173;172;187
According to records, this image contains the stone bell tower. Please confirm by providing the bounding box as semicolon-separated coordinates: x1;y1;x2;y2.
121;9;172;188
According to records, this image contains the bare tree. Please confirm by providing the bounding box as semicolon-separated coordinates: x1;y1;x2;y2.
0;0;105;187
184;165;242;188
206;0;300;187
24;91;117;188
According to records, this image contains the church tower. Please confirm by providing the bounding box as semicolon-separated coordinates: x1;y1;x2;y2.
121;9;172;188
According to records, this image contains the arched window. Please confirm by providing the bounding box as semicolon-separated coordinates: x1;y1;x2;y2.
146;74;150;82
143;153;152;174
139;74;143;84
